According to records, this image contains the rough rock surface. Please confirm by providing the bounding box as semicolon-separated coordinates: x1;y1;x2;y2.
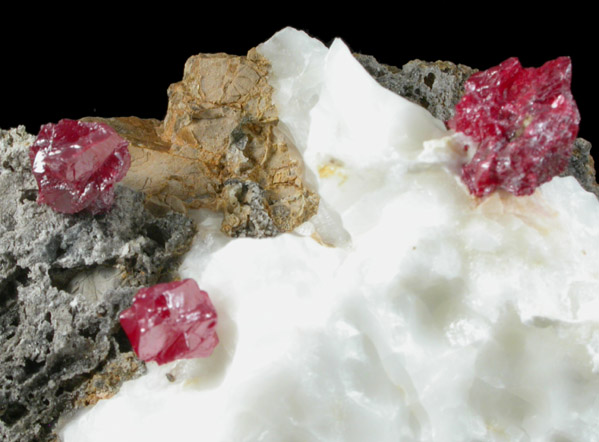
355;54;477;122
356;53;598;198
561;137;599;197
0;127;196;442
219;179;280;237
84;48;319;238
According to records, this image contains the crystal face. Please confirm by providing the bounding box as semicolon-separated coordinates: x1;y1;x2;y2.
28;119;131;214
447;57;580;197
119;279;219;365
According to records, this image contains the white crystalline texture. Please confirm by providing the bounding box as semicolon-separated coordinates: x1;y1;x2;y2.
61;28;599;441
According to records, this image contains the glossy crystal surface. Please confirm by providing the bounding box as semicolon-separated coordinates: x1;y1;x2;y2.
447;57;580;197
29;119;131;213
119;279;219;365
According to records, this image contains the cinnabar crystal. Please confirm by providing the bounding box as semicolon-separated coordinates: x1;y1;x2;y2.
447;57;580;197
119;279;219;365
29;119;131;214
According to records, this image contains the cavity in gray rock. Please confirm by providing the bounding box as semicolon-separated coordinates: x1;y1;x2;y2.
0;127;196;442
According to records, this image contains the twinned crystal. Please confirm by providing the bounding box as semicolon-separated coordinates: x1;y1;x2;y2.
447;57;580;197
29;119;131;214
119;279;219;365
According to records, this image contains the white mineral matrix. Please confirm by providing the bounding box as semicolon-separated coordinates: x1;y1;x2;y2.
61;28;599;441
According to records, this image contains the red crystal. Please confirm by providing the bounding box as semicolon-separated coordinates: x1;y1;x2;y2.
119;279;219;365
447;57;580;197
29;119;131;214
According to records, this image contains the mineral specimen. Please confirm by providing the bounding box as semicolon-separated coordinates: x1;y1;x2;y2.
29;119;131;214
119;279;219;365
447;57;580;197
4;26;598;442
60;29;599;442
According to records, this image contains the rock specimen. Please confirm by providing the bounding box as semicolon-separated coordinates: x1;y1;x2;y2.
84;48;319;238
120;279;218;365
3;28;599;442
29;119;131;214
0;127;196;442
447;57;580;197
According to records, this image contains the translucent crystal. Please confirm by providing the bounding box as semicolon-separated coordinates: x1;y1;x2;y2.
447;57;580;197
119;279;219;365
29;119;131;214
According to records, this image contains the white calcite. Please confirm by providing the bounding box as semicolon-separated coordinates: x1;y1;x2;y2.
61;28;599;442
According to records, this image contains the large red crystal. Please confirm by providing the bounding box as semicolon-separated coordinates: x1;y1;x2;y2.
447;57;580;197
29;119;131;214
119;279;219;365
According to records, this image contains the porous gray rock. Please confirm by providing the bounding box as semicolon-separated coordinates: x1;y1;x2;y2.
560;138;599;197
0;127;196;442
355;54;477;122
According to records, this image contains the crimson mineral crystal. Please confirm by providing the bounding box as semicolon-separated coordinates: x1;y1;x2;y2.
447;57;580;197
29;119;131;214
119;279;219;365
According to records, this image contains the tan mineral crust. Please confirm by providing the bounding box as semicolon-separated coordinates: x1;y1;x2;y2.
73;352;145;408
85;48;319;237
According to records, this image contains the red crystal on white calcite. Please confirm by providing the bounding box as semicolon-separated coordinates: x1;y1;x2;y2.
447;57;580;197
119;279;219;365
29;119;131;214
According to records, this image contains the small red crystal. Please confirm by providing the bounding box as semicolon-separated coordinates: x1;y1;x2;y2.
29;119;131;214
447;57;580;197
119;279;219;365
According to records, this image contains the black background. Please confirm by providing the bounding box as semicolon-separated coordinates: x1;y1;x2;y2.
1;9;595;162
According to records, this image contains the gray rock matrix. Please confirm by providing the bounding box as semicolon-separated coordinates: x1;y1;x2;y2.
356;54;477;122
356;54;598;197
0;127;196;441
561;138;598;198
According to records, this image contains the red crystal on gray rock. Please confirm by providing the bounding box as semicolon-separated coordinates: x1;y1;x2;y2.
119;279;219;365
447;57;580;197
29;119;131;214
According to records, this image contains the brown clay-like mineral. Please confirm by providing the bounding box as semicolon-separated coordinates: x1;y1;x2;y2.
85;49;319;238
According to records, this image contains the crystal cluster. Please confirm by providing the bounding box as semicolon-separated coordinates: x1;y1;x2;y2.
29;119;131;214
447;57;580;197
119;279;219;365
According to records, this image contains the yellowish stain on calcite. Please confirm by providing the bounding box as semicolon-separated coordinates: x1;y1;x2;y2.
318;158;347;184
